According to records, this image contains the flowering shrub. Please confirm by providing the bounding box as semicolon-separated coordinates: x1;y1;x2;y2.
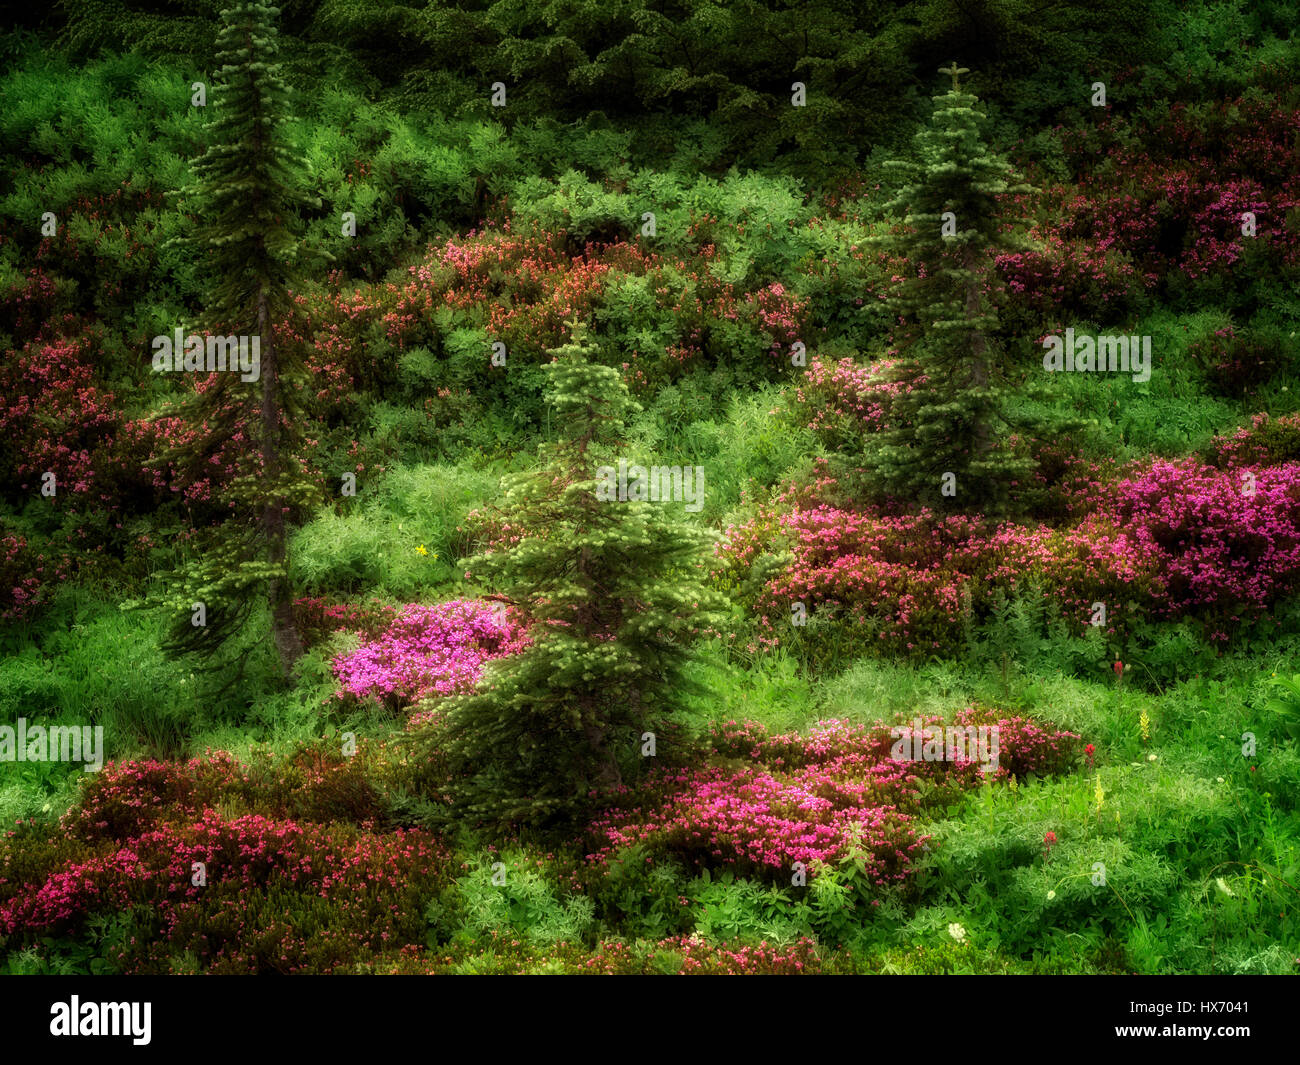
0;331;120;503
1111;460;1300;624
719;504;1156;653
718;456;1300;653
0;745;448;974
332;599;530;711
585;713;1080;885
786;356;914;452
709;712;1079;780
577;935;826;974
64;746;394;842
0;534;47;623
589;761;925;881
379;932;834;974
1;182;165;344
64;754;247;842
0;811;449;974
998;95;1300;318
1211;412;1300;468
997;236;1149;319
293;222;812;404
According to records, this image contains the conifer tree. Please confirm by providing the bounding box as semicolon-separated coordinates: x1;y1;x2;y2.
425;322;726;831
137;3;320;674
865;63;1036;514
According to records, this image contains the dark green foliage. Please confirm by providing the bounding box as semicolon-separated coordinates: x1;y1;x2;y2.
44;0;1203;169
425;322;726;831
864;69;1039;514
131;2;322;671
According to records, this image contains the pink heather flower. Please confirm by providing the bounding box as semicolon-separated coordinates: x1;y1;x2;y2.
332;599;529;711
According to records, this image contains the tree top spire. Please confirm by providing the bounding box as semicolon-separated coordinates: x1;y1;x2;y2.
939;61;970;91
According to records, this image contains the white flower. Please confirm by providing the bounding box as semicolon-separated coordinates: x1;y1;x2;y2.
1216;777;1225;783
1046;890;1056;900
947;922;967;943
1147;753;1157;762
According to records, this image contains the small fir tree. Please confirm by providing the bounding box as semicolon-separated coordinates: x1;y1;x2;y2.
425;321;726;831
866;63;1037;514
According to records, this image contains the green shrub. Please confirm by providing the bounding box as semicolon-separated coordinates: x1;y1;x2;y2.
448;850;595;948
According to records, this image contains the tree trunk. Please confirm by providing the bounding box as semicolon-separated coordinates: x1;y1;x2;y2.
965;253;992;460
258;289;304;676
582;717;623;790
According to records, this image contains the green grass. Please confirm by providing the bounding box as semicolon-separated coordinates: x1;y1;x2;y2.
290;460;507;599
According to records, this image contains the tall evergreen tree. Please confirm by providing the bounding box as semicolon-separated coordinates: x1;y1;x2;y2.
138;3;320;674
865;63;1036;514
424;321;726;831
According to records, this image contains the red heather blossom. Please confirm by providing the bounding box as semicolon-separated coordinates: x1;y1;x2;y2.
1110;460;1300;624
0;331;119;501
0;809;449;974
0;535;46;622
586;713;1080;883
788;356;920;448
332;599;530;711
999;94;1300;318
293;222;810;398
584;935;824;975
1212;412;1300;467
294;596;398;646
717;455;1300;653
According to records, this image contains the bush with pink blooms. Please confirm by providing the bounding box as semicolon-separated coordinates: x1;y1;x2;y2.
583;712;1080;889
1111;459;1300;624
1210;412;1300;468
785;356;915;453
0;745;451;974
5;32;1300;981
0;810;450;974
717;455;1300;654
0;534;48;623
379;932;837;974
332;599;530;712
998;95;1300;320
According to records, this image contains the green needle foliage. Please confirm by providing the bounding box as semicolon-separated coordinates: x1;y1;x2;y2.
866;65;1038;516
427;320;727;832
130;2;322;675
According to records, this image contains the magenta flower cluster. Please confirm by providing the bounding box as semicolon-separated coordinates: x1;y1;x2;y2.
332;599;530;710
788;356;918;449
1110;459;1300;621
586;713;1079;882
0;809;448;973
996;94;1300;318
718;455;1300;651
